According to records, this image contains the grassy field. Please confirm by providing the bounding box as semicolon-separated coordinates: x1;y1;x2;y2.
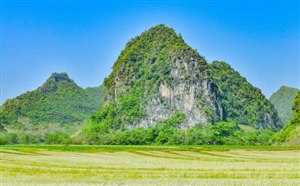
1;145;300;185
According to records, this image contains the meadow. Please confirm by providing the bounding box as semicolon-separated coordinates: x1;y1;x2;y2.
1;145;299;185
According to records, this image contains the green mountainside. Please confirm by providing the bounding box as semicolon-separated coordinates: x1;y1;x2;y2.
0;73;103;144
80;25;279;145
209;61;279;129
85;85;104;110
272;91;300;145
269;86;299;125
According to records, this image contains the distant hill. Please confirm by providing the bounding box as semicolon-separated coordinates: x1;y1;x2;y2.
0;72;103;143
269;86;299;125
272;91;300;145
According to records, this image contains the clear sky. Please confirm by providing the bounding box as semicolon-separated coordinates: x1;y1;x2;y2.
1;0;299;104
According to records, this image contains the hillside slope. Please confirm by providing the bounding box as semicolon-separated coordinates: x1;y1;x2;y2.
209;61;279;129
85;85;104;111
269;86;299;125
272;91;300;145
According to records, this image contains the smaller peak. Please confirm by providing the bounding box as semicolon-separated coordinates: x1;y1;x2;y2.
279;86;298;90
39;72;74;94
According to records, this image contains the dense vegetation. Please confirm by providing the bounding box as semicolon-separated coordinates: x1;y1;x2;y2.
78;119;274;145
272;91;300;145
0;73;103;144
209;61;279;129
0;25;284;146
269;86;299;125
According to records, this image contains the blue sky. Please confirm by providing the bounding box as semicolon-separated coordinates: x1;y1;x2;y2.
1;0;299;104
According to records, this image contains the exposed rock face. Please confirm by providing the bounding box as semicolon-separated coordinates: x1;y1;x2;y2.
90;24;222;132
137;57;219;128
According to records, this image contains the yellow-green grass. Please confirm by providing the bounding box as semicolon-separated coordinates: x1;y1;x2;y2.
1;145;300;185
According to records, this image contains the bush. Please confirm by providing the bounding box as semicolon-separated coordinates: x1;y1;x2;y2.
45;132;70;144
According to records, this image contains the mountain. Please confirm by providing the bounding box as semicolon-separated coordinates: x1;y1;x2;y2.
81;24;279;144
0;72;103;143
272;91;300;145
82;25;221;136
209;61;279;129
269;86;299;125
